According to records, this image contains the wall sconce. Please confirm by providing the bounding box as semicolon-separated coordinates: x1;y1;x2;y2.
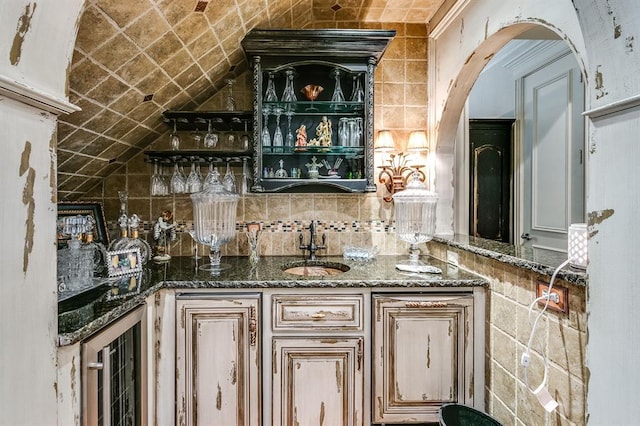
376;130;428;202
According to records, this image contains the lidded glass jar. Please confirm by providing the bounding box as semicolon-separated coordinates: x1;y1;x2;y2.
191;177;239;272
392;171;438;265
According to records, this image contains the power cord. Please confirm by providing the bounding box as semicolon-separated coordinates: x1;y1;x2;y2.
521;258;570;413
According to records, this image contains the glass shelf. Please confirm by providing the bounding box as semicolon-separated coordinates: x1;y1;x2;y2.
262;146;364;156
262;101;363;115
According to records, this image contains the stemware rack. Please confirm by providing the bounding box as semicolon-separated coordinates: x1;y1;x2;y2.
161;110;252;132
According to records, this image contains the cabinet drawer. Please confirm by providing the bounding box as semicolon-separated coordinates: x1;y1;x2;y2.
272;294;364;331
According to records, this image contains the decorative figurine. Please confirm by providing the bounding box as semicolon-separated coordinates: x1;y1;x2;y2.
295;124;308;149
275;159;288;178
305;156;324;179
315;115;332;147
153;210;177;261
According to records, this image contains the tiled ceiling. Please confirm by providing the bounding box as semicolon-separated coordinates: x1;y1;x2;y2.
57;0;449;200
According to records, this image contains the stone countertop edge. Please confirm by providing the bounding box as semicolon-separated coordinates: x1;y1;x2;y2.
57;255;487;346
432;236;587;286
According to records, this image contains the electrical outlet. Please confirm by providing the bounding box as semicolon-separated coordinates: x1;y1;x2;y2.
446;250;459;266
536;280;569;314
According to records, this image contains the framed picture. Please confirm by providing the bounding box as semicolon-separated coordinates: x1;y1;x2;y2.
106;248;143;277
57;202;109;248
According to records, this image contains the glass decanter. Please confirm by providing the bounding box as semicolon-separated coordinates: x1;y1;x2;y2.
264;71;278;102
109;191;130;251
282;68;297;102
350;73;365;102
126;213;152;265
330;68;346;106
190;176;239;273
57;215;95;292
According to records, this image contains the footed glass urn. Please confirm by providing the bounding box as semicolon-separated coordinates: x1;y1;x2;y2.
191;173;239;273
393;171;439;268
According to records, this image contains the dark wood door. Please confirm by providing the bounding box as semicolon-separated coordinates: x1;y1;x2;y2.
469;119;514;243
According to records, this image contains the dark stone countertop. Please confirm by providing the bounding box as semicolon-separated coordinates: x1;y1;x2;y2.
432;235;587;286
58;255;486;346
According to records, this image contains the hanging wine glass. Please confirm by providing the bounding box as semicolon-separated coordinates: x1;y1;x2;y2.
223;161;237;193
170;161;187;194
272;107;284;153
264;71;278;102
350;73;365;102
186;159;203;193
203;160;220;190
240;158;251;195
261;104;272;149
170;119;181;150
240;119;251;151
282;68;297;102
150;159;164;196
330;68;346;110
284;108;295;150
203;119;219;148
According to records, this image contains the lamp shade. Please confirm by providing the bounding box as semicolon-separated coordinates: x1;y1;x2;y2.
375;130;395;151
407;130;428;152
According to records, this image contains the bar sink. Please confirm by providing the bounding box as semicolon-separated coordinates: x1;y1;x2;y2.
282;261;350;277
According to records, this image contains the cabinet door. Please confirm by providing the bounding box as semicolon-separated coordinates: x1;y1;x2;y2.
176;295;260;426
372;294;474;423
272;336;364;426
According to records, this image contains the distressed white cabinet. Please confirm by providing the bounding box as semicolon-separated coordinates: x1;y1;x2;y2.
175;294;261;426
269;292;366;426
272;336;364;425
372;293;475;424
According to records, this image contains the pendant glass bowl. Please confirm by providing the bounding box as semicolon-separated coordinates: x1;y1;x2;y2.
392;172;439;267
190;177;239;273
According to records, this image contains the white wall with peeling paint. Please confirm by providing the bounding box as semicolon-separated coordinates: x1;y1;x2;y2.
431;0;640;424
0;1;83;424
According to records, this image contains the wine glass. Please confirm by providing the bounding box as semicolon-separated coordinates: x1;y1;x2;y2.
203;160;221;190
223;161;237;193
150;159;166;196
240;119;251;151
204;119;219;148
186;159;203;193
272;107;284;152
284;109;295;150
170;119;181;150
261;105;272;148
170;161;187;194
187;229;202;260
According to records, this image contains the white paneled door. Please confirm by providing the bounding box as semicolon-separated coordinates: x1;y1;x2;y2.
520;52;585;252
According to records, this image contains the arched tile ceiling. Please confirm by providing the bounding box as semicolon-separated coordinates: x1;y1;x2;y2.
57;0;448;200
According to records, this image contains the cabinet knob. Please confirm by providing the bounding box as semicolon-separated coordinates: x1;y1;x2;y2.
87;362;103;370
311;313;326;320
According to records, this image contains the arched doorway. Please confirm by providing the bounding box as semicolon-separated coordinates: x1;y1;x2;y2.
463;28;586;253
428;14;588;255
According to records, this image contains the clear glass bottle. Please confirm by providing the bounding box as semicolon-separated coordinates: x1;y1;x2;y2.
126;214;152;265
338;117;349;147
331;68;345;105
350;73;365;103
264;72;278;102
282;68;297;102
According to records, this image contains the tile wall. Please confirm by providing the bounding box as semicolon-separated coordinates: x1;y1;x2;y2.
84;23;429;258
428;241;587;426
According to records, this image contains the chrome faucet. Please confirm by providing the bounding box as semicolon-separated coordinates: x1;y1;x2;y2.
299;220;326;261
